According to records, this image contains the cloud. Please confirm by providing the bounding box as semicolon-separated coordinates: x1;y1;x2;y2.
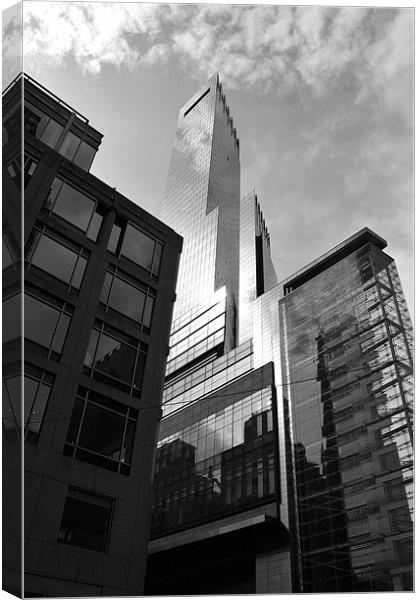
18;4;412;122
2;4;22;87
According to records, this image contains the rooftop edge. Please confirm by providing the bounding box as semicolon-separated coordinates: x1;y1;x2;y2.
282;227;388;293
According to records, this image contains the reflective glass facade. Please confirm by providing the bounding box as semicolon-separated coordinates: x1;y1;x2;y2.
279;242;413;592
153;365;277;537
162;73;240;356
239;191;277;344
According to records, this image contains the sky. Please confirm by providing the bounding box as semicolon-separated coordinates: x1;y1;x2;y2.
2;1;414;316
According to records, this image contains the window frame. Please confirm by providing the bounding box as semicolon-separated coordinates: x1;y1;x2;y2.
57;486;114;553
100;266;156;332
83;320;147;396
64;387;138;475
25;224;89;291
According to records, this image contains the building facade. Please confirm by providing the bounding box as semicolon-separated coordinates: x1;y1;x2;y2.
145;76;413;593
2;74;182;597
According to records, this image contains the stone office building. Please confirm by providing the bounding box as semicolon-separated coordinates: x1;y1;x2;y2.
2;73;182;597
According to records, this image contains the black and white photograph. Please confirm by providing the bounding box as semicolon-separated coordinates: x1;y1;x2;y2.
2;1;414;597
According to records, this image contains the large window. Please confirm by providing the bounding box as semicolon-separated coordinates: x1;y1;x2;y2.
64;387;137;475
83;321;147;396
2;293;21;343
25;107;96;170
24;291;72;359
26;226;88;290
45;178;103;241
2;365;55;442
100;267;155;332
119;223;163;277
57;487;113;552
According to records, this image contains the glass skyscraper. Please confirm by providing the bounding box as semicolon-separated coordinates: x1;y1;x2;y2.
145;76;413;594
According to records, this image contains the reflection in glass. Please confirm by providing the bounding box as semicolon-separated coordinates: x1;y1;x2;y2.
100;269;155;330
57;488;113;552
46;178;97;234
26;228;88;289
24;293;71;356
121;223;163;276
83;322;147;394
2;367;54;441
152;386;275;537
64;388;137;474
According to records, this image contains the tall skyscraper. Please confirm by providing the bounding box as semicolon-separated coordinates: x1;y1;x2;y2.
162;73;240;359
2;74;182;597
145;76;413;594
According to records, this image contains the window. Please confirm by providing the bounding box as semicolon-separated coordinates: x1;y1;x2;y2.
107;221;122;254
389;506;412;532
26;226;88;290
57;487;113;552
3;224;20;270
83;321;147;396
384;479;409;502
73;140;96;170
59;130;81;161
394;539;413;565
100;268;155;332
38;115;64;148
64;387;137;474
45;178;103;241
7;154;38;190
2;366;54;442
24;291;72;359
120;223;163;277
2;293;21;343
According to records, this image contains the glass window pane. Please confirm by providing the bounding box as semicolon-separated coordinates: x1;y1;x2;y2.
26;379;51;434
24;377;39;426
66;397;84;445
30;234;79;286
143;295;154;328
84;329;100;367
24;294;61;351
152;242;163;276
3;294;21;343
86;211;103;241
40;118;63;148
74;141;96;170
51;312;71;354
108;276;146;322
57;489;112;552
71;255;87;289
51;181;96;231
59;131;80;161
100;273;113;304
3;238;13;269
107;223;122;253
3;376;21;429
94;332;136;384
78;402;125;460
121;224;157;271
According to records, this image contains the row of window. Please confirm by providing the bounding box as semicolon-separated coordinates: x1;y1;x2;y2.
24;224;157;330
3;291;149;396
45;177;164;278
25;107;96;171
3;366;139;476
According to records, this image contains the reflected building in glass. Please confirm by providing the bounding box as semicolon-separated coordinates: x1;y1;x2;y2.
146;74;413;594
2;74;182;597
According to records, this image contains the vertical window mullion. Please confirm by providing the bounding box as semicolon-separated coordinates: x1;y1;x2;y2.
118;408;130;474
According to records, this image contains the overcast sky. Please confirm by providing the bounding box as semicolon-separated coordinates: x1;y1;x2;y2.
3;2;414;315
